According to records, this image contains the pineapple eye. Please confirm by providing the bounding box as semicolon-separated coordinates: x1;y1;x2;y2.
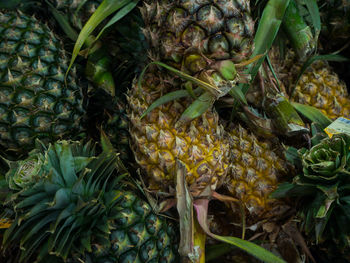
11;107;30;126
35;94;55;111
196;5;224;34
32;114;52;132
181;24;206;48
0;105;8;116
12;127;33;146
52;122;69;135
166;8;188;33
208;34;230;59
0;87;12;104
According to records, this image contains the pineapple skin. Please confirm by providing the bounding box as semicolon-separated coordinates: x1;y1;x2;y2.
47;0;102;30
291;61;350;119
226;125;287;215
141;0;254;77
127;73;230;191
87;191;179;263
269;48;350;120
0;12;85;154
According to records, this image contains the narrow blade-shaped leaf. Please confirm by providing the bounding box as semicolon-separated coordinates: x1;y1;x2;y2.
304;0;321;38
141;88;202;119
193;199;286;263
66;0;132;77
177;92;215;125
96;0;139;40
291;102;332;129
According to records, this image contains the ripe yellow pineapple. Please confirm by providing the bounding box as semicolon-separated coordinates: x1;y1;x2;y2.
225;124;288;215
127;73;230;191
272;49;350;119
291;61;350;119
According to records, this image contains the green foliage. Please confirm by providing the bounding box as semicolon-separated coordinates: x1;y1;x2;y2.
272;134;350;247
3;139;178;262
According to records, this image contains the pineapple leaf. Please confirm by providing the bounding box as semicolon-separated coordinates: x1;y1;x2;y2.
49;188;71;209
15;192;47;209
55;141;78;186
73;157;95;174
175;160;194;257
140;88;202;119
67;0;133;78
282;0;316;59
46;0;78;41
236;0;291;111
140;61;219;97
303;0;321;38
291;102;332;129
177;92;215;125
21;211;60;246
193;199;286;263
96;0;139;40
228;86;248;106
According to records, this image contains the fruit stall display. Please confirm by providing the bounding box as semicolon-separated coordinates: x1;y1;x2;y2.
0;0;349;262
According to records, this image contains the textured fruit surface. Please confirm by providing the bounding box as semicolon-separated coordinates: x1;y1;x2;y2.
269;48;350;120
226;124;287;214
48;0;102;30
3;140;179;263
127;73;230;191
291;61;350;119
141;0;254;78
0;12;84;154
88;191;179;263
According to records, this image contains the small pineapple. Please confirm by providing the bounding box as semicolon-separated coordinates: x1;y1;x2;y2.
0;11;85;156
270;48;350;119
225;124;288;215
127;72;230;191
291;61;350;119
3;139;179;263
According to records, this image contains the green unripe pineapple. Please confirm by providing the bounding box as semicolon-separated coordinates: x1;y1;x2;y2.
3;139;179;262
47;0;102;31
0;11;85;156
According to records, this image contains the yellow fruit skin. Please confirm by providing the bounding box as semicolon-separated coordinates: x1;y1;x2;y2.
225;125;287;215
270;49;350;120
127;73;230;191
291;61;350;119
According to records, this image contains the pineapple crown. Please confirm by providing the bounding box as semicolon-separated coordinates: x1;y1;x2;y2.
272;132;350;247
3;137;129;262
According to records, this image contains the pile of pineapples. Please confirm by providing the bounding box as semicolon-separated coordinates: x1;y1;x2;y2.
0;0;349;262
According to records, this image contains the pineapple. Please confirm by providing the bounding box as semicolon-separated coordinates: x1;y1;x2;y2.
127;0;256;191
272;49;350;119
291;61;350;119
0;11;85;156
86;88;131;161
47;0;102;31
127;72;230;191
3;139;179;263
141;0;255;85
225;124;288;215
